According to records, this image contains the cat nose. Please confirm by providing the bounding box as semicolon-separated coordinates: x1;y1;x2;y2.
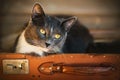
45;43;50;47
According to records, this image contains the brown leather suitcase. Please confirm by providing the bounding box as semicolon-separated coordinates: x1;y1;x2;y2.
0;53;120;80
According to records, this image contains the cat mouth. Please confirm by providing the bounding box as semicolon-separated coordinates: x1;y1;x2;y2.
43;46;56;53
47;46;52;49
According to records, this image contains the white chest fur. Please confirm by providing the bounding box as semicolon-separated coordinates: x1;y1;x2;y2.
15;30;49;56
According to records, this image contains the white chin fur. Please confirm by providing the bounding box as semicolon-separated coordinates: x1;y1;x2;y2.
15;30;49;56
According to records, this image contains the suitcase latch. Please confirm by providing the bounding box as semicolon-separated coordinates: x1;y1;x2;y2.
2;59;29;74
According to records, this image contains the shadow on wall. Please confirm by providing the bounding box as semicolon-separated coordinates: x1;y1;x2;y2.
90;40;120;53
0;0;3;52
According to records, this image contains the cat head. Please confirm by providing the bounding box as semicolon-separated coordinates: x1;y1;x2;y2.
24;3;77;53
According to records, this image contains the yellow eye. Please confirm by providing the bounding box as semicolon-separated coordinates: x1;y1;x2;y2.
55;34;61;39
40;29;46;34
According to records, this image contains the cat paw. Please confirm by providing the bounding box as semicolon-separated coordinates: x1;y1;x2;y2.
25;52;41;57
43;52;57;56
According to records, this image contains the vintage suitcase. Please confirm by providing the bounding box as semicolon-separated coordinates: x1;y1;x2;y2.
0;53;120;80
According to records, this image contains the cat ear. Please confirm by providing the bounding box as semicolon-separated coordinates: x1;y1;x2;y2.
32;3;45;17
31;3;45;26
62;16;77;32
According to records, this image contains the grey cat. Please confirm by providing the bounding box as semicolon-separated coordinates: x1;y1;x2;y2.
15;3;93;56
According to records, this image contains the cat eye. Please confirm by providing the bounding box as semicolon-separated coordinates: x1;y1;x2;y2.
54;34;61;39
40;29;46;34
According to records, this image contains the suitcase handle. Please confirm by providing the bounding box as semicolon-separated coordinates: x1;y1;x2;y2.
38;62;115;75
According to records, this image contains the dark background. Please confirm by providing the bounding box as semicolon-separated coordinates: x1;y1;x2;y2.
0;0;120;53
